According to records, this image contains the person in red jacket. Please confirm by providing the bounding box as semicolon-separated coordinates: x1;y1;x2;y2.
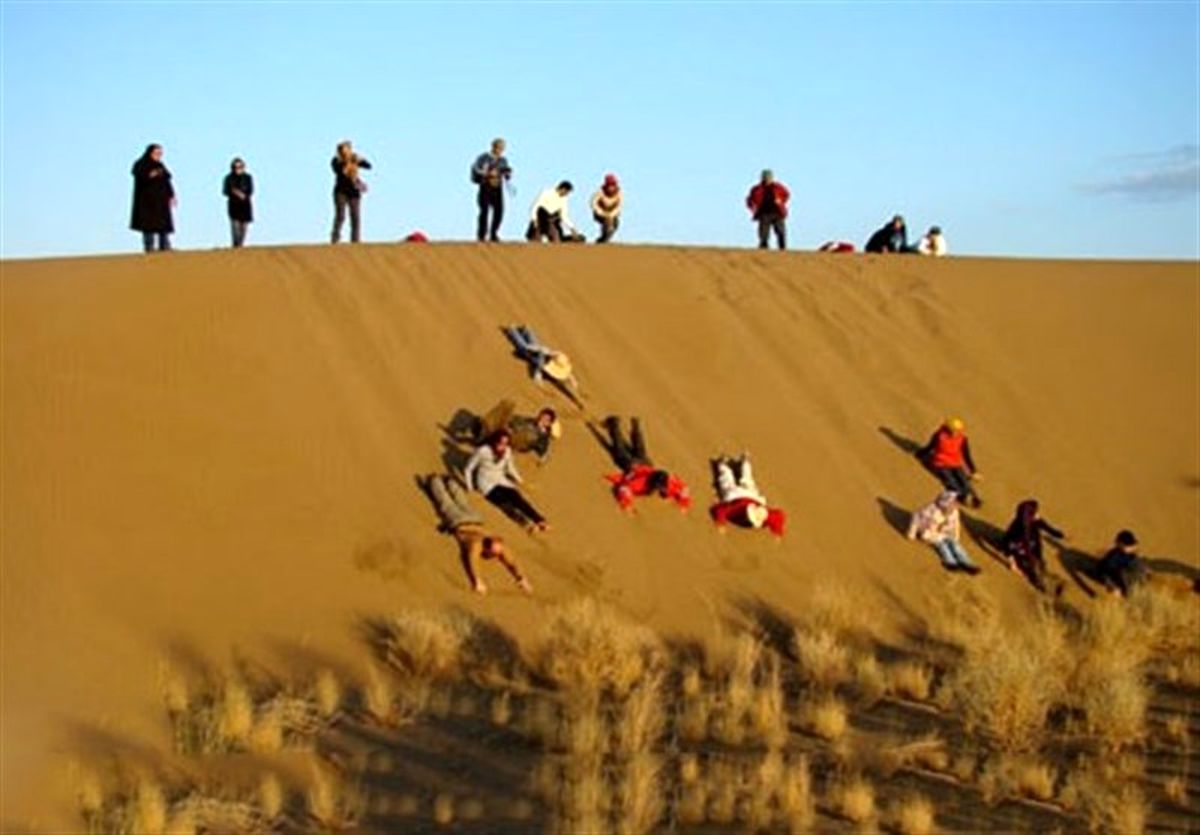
916;417;983;508
745;169;790;250
601;416;691;511
709;452;786;536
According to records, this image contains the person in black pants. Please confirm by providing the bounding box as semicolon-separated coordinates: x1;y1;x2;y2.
330;140;371;243
1090;530;1144;597
130;144;176;252
222;157;254;248
472;138;512;242
999;499;1066;592
463;430;549;532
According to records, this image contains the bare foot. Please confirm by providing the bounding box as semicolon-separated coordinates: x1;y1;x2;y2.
517;577;533;595
473;580;488;596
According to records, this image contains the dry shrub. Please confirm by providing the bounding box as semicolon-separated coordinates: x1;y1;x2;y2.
853;652;887;706
677;777;707;825
803;695;848;741
556;758;609;835
384;610;470;680
1164;776;1188;808
490;691;513;727
249;708;284;753
361;664;397;724
131;779;168;835
459;798;484;820
1164;714;1188;744
779;755;815;834
830;775;876;824
709;635;763;746
614;673;665;755
614;753;661;835
306;766;360;829
1127;581;1200;654
432;793;455;826
157;661;191;716
892;794;936;835
808;581;864;637
704;758;740;825
559;693;606;758
259;773;284;819
218;679;255;748
750;660;787;748
678;691;710;743
794;626;851;689
313;669;342;718
878;736;948;776
887;661;933;702
538;598;662;697
1106;786;1147;835
1069;599;1149;748
1060;758;1146;833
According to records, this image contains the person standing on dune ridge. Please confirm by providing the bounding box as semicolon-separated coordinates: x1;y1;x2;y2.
745;169;790;250
472;137;513;242
330;140;372;244
130;143;176;252
222;157;254;248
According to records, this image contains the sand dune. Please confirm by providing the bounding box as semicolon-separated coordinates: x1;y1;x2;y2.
2;243;1196;827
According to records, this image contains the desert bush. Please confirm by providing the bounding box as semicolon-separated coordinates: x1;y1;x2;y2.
891;794;936;835
830;774;876;824
614;752;661;835
313;669;342;718
852;652;887;705
259;774;284;820
980;755;1056;804
807;581;865;637
750;659;787;748
704;758;740;825
1164;776;1188;808
887;661;933;702
384;610;470;680
538;598;662;697
306;766;360;829
794;626;851;689
779;755;815;834
614;673;665;756
802;695;848;741
131;780;168;835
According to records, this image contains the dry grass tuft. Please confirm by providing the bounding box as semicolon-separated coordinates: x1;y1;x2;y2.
778;755;815;834
852;652;887;706
807;581;865;637
614;673;665;756
892;794;936;835
830;774;876;824
306;766;359;829
803;695;848;741
1163;714;1188;744
217;679;255;748
887;661;933;702
313;669;342;718
538;598;662;697
259;773;285;819
794;627;851;689
131;779;168;835
361;664;397;725
384;610;470;680
1164;776;1188;808
432;793;455;826
614;752;661;835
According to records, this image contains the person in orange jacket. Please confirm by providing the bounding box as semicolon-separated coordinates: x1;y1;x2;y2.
745;169;790;250
709;452;786;536
602;416;691;511
915;417;983;508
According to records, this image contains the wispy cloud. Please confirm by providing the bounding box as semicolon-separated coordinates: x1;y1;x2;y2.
1081;144;1199;201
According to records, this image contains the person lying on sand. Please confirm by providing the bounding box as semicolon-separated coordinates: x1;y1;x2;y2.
475;400;561;464
463;429;550;532
916;417;983;508
602;416;691;512
1000;499;1066;594
709;452;786;536
503;325;582;396
906;490;980;574
424;474;532;595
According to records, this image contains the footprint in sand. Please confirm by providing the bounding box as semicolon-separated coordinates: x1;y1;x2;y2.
353;540;414;582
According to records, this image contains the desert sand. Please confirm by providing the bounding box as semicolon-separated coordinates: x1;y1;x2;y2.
2;244;1197;830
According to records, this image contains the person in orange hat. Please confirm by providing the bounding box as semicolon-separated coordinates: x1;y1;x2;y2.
915;417;983;508
591;173;623;243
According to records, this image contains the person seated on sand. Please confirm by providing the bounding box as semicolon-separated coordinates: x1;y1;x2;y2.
1090;529;1145;598
463;429;549;532
424;474;532;595
915;417;983;508
1000;499;1065;593
602;416;691;512
475;400;561;464
917;225;947;256
709;452;786;537
864;214;910;253
906;490;980;574
526;181;582;243
591;173;623;243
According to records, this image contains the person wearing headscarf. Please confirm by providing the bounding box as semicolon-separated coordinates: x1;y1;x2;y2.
745;169;790;250
130;144;176;252
591;173;623;243
1000;499;1065;591
906;490;980;574
222;157;254;248
865;214;909;253
916;417;983;508
330;140;372;243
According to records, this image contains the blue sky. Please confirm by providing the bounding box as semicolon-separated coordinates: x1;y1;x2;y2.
1;1;1197;259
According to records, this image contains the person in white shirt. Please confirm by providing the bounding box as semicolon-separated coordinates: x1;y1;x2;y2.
918;225;948;257
526;181;579;242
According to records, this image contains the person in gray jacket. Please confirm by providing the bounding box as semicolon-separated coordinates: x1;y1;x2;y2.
425;474;532;595
463;429;549;531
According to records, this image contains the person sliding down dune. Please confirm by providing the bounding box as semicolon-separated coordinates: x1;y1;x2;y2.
475;400;561;464
601;416;691;512
503;325;583;403
463;429;550;533
1000;499;1066;593
916;417;983;508
906;490;980;574
709;453;786;536
423;474;532;596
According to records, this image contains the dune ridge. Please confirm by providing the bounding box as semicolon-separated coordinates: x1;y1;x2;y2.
1;243;1197;827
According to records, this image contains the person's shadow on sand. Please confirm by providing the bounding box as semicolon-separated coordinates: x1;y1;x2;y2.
876;497;911;538
879;426;923;456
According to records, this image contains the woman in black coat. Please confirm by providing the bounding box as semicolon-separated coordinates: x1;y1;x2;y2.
130;144;175;252
222;158;254;248
1000;499;1065;592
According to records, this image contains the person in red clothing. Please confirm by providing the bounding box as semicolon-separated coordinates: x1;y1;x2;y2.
601;416;691;511
915;417;983;508
745;169;790;250
709;452;786;536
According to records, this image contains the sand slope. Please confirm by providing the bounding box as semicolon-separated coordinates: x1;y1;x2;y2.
2;244;1197;826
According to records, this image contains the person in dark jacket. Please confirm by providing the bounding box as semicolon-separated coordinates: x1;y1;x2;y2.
745;169;790;250
1000;499;1065;592
330;140;372;244
1091;530;1144;597
472;138;512;242
222;157;254;248
915;417;983;508
130;144;176;252
865;214;909;253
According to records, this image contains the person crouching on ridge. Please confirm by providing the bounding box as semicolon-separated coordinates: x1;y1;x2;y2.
591;173;623;243
916;417;983;508
602;416;690;512
527;180;581;242
709;452;786;536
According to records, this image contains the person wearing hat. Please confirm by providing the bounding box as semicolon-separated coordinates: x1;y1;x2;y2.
601;416;691;512
1092;530;1144;597
476;400;561;464
424;474;532;595
1000;499;1066;593
745;169;790;250
906;490;980;574
865;214;909;253
591;173;623;243
463;429;549;533
918;225;947;256
916;417;983;508
709;453;786;537
527;180;580;242
503;324;582;396
472;138;513;242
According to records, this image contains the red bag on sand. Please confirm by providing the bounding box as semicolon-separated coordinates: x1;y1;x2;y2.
819;241;855;253
405;231;429;243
